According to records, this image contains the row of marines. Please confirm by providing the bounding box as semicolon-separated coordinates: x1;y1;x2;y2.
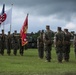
37;25;75;63
0;30;24;56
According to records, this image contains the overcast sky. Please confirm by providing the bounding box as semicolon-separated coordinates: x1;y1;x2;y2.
0;0;76;34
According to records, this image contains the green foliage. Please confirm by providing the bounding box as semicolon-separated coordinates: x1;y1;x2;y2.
0;48;76;75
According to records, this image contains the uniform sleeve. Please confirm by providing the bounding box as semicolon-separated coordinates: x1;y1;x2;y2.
37;37;39;48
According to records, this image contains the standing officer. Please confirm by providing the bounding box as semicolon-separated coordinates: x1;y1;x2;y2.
63;29;71;62
37;30;44;59
12;31;18;56
43;25;54;62
74;34;76;58
0;35;1;54
7;31;12;55
54;27;64;63
1;29;6;55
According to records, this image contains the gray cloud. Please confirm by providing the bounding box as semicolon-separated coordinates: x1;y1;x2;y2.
1;0;76;21
1;0;76;15
0;0;76;33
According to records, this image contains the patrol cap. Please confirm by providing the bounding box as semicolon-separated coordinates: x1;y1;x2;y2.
42;30;44;33
40;30;43;34
46;25;50;30
8;31;10;33
64;29;68;32
14;30;17;32
2;29;4;32
57;27;61;31
66;29;68;32
46;25;50;27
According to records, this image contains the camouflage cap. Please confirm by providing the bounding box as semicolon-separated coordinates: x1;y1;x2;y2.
8;31;10;33
46;25;50;27
2;29;4;31
46;25;50;28
64;29;68;32
14;30;17;32
57;27;61;30
40;30;43;34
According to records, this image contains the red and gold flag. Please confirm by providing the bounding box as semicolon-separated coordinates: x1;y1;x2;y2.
20;14;28;46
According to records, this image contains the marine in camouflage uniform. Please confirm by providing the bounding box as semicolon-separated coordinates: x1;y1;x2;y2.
19;35;24;56
12;32;18;56
54;27;64;63
7;31;12;55
0;35;1;54
43;25;54;62
37;30;44;59
63;29;71;62
1;30;6;55
74;35;76;58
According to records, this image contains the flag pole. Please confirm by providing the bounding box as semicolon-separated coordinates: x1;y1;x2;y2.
10;4;13;33
3;4;5;31
3;22;4;30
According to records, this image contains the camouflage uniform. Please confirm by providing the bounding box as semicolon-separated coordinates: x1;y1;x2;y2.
19;36;24;56
54;27;64;63
63;29;71;61
12;33;18;56
7;31;12;55
1;30;6;55
37;31;44;59
74;35;76;58
0;36;1;54
44;25;54;62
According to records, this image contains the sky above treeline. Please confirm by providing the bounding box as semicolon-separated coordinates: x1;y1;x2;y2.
0;0;76;34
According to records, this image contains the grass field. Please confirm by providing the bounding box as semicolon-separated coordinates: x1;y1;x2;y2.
0;47;76;75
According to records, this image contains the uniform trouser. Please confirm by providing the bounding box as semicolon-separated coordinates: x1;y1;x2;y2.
38;47;44;59
56;47;63;62
13;43;18;55
7;44;11;55
63;46;70;61
13;49;17;55
7;48;11;55
74;47;76;57
45;45;51;61
1;44;5;55
20;46;24;55
0;48;1;54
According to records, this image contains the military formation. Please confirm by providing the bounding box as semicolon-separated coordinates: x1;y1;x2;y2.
0;25;75;63
0;30;24;56
37;25;75;63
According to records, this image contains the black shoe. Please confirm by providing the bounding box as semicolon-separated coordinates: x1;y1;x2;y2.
1;53;4;56
47;60;51;62
58;60;62;63
21;54;23;56
65;59;69;62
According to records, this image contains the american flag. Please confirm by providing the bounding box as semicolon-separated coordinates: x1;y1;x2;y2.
0;4;7;25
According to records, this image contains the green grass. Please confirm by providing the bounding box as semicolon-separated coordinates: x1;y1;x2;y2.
0;47;76;75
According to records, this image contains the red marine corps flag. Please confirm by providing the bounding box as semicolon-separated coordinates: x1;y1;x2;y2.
20;14;28;46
